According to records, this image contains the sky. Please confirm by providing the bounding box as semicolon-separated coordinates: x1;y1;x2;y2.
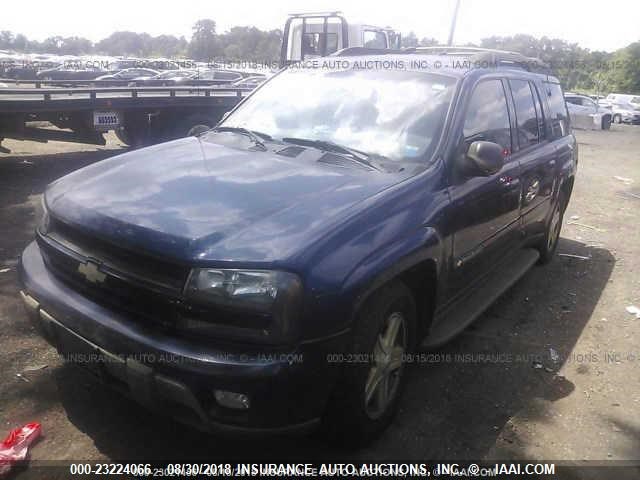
3;0;639;52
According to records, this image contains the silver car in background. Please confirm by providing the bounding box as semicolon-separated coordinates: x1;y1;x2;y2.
565;93;613;130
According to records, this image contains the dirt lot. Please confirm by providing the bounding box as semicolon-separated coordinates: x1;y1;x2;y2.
0;127;639;473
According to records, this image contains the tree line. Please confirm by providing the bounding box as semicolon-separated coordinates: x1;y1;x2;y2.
1;21;638;93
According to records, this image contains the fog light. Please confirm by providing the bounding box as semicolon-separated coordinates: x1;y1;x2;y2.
214;390;250;410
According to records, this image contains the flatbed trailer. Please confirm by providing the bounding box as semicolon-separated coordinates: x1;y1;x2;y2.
0;83;253;152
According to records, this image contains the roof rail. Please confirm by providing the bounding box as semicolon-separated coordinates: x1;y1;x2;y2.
330;45;550;73
473;50;549;73
411;46;519;55
288;11;342;17
413;46;549;72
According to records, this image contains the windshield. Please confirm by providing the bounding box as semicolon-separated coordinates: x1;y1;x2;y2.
222;68;456;162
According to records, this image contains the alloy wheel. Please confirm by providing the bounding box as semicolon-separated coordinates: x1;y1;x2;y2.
364;311;407;419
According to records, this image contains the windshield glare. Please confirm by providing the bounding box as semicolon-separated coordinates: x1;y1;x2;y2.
222;68;456;162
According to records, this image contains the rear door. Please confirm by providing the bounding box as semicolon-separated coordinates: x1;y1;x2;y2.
507;79;556;238
447;77;522;295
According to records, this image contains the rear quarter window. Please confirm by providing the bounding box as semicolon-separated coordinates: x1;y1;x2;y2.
543;82;570;138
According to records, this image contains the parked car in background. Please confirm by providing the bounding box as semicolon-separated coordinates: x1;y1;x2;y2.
192;69;244;84
565;93;612;130
609;102;640;125
20;48;577;443
37;64;105;82
107;59;181;72
231;75;267;88
139;59;181;71
94;68;160;85
605;93;640;107
128;69;246;87
5;60;62;81
129;70;198;87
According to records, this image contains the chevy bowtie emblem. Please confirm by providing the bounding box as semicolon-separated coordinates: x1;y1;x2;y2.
77;261;106;284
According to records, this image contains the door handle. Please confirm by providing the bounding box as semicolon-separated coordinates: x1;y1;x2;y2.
499;175;515;186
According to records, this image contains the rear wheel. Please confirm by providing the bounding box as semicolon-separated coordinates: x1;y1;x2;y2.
323;280;416;445
538;191;565;264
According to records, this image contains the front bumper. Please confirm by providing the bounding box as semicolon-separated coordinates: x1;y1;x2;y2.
19;241;347;433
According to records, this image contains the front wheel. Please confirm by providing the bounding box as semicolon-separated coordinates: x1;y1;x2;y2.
323;281;416;445
601;116;611;130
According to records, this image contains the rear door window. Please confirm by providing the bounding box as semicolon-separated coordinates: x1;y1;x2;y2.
509;79;539;148
532;84;547;140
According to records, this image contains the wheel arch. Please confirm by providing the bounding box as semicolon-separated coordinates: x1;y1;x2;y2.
346;228;443;341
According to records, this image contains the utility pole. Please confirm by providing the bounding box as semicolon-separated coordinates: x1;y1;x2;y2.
447;0;462;46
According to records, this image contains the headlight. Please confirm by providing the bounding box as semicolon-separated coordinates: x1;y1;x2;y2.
182;269;303;342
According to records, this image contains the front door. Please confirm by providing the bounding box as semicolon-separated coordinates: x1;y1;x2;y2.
447;78;522;297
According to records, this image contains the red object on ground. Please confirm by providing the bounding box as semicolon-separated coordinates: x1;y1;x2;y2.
0;423;41;475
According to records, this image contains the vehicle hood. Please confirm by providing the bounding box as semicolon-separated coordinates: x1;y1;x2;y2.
46;137;413;265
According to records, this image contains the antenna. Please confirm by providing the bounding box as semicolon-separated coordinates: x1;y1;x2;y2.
447;0;462;46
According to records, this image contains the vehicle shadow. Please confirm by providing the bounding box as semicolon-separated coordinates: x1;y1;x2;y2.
51;237;614;461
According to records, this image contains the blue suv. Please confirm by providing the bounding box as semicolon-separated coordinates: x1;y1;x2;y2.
19;48;577;443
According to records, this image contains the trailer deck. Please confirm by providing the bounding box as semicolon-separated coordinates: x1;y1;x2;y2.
0;83;254;151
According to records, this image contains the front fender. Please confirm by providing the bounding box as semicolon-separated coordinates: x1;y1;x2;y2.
297;162;450;342
300;224;446;342
343;226;444;316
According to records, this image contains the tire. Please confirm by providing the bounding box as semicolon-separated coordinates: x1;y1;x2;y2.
613;114;622;124
114;125;149;148
114;127;131;146
601;116;611;130
537;191;566;264
323;280;417;445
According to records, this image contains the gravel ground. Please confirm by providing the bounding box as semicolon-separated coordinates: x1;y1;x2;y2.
0;127;639;475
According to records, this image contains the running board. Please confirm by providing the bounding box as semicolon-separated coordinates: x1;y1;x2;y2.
421;248;540;349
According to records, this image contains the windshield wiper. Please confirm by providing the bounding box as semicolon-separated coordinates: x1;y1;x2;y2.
281;137;380;171
211;126;268;151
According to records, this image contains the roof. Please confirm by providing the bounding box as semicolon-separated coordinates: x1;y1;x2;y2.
325;46;554;80
292;55;554;83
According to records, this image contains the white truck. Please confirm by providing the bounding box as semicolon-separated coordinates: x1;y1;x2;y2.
280;12;400;65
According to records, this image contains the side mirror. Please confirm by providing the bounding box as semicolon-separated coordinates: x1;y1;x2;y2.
463;141;505;177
